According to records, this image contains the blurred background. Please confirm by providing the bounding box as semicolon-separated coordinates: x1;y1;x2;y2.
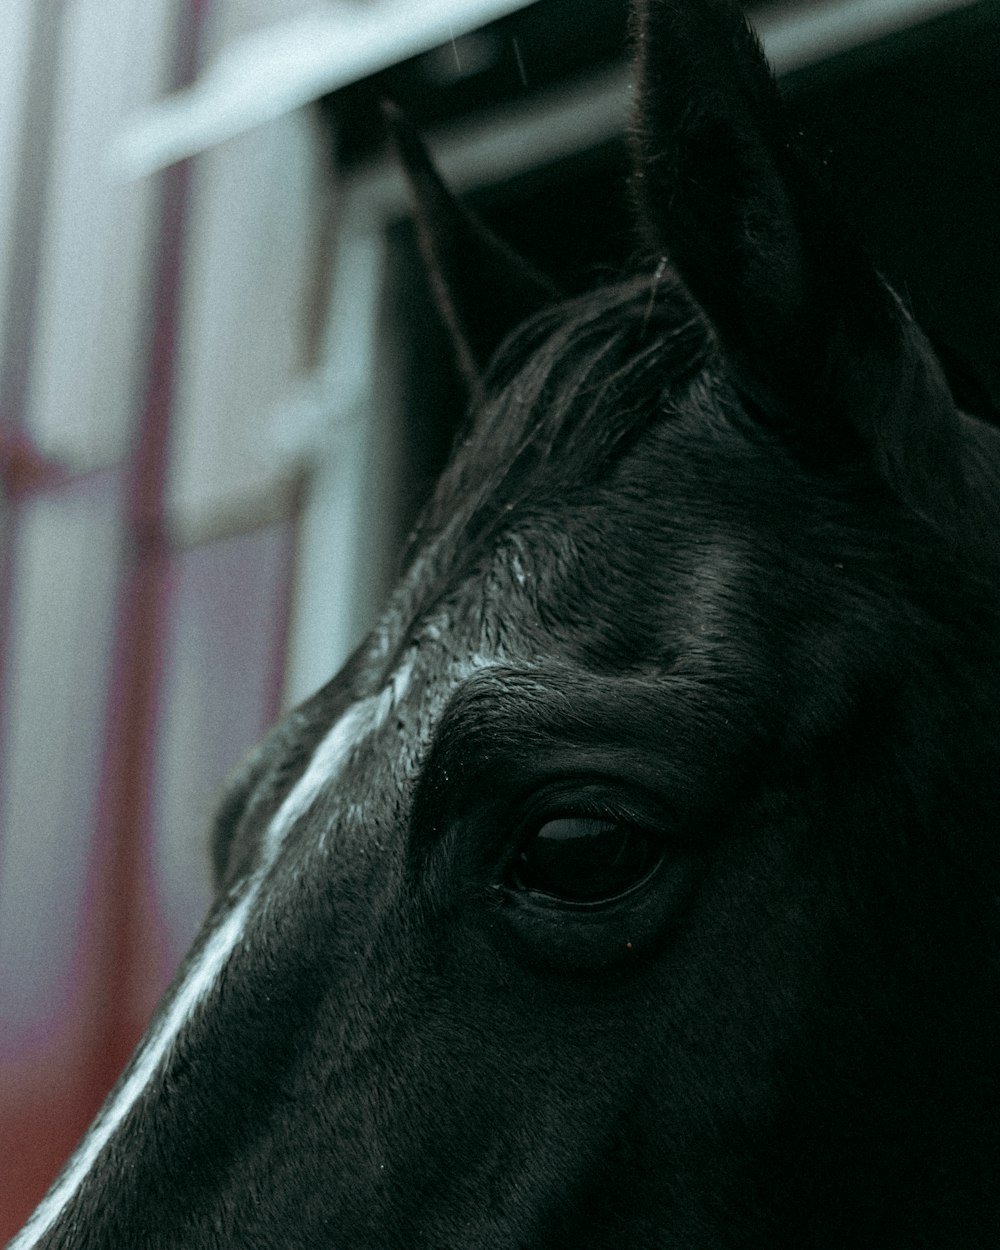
0;0;996;1236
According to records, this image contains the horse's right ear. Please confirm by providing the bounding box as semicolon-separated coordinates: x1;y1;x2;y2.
629;0;963;525
383;103;560;392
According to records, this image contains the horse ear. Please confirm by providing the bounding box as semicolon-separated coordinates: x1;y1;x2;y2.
383;103;560;392
629;0;963;522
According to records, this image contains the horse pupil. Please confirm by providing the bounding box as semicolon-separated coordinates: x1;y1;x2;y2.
515;817;654;903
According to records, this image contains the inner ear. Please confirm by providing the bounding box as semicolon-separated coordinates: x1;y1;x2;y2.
384;103;561;392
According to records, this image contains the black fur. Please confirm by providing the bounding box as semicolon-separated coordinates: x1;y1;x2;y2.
18;3;1000;1248
628;0;966;528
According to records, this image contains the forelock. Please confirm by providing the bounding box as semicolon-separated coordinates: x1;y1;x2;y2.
409;271;710;567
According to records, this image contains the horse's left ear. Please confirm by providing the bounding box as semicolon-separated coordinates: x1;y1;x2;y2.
383;103;560;392
629;0;963;522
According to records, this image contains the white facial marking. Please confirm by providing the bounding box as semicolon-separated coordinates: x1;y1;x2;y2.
9;660;414;1250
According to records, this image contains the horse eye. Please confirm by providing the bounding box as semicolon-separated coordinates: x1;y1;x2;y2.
511;817;661;904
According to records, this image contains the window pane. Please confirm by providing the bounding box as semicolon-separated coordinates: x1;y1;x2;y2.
150;521;294;982
0;470;123;1054
25;0;174;469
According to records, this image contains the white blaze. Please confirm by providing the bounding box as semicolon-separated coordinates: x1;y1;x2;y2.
9;666;412;1250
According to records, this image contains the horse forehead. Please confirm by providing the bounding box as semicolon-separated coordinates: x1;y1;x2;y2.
379;523;690;692
282;633;498;840
325;499;748;803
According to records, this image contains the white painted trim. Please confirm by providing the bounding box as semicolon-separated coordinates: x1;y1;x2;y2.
108;0;983;180
0;0;36;374
281;209;390;707
109;0;539;178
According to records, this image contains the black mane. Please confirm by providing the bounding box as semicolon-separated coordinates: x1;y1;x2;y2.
410;271;709;560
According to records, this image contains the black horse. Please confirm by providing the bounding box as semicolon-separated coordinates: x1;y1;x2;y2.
10;2;1000;1246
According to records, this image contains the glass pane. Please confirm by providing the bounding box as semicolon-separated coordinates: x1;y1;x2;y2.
0;0;35;367
150;521;294;983
0;469;123;1056
24;0;174;469
169;108;320;529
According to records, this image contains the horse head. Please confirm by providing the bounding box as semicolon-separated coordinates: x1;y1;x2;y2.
12;2;1000;1246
